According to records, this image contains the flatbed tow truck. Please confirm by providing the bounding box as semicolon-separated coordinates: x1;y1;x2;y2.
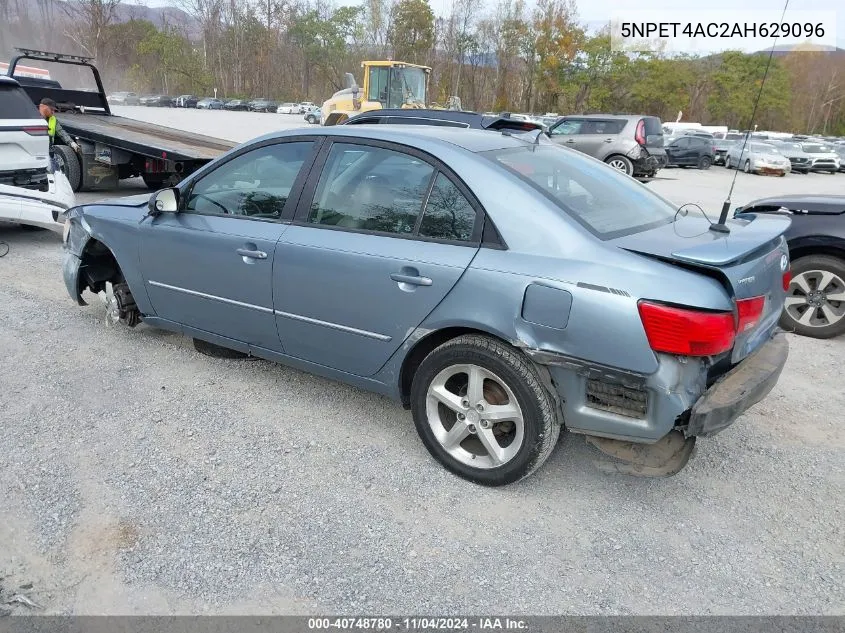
5;48;236;192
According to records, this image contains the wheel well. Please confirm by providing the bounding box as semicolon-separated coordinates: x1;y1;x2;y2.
399;326;508;408
78;238;124;295
789;244;845;265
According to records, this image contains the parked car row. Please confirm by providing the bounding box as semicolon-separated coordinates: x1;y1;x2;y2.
108;93;319;115
724;139;842;176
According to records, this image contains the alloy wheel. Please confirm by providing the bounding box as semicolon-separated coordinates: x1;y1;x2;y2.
425;364;524;469
785;270;845;329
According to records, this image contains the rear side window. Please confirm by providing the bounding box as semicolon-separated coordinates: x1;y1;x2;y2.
581;119;626;134
419;173;476;241
0;84;40;119
307;143;434;235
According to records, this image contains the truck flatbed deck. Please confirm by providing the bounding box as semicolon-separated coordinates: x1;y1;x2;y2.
5;47;236;191
58;113;236;161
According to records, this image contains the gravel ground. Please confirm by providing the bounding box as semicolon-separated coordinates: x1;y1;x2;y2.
0;110;843;615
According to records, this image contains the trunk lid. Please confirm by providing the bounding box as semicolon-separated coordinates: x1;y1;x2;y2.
613;213;792;362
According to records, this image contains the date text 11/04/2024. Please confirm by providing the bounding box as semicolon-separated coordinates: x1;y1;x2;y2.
307;617;529;630
619;22;826;38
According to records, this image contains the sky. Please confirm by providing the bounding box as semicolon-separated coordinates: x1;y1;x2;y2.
136;0;843;52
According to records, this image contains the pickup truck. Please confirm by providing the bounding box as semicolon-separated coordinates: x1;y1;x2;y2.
5;48;236;192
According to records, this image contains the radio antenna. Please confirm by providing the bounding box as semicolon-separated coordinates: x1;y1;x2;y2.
709;0;791;234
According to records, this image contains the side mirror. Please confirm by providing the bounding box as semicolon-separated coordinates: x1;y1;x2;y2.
149;187;179;216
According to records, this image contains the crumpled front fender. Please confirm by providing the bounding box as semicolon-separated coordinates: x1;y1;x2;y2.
62;251;87;306
62;207;92;306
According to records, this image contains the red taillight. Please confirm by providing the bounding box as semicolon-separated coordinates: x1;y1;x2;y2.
635;119;646;146
638;301;736;356
23;126;48;136
782;270;792;291
735;296;766;333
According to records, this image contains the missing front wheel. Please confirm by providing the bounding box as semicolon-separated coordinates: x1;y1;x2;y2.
102;281;141;327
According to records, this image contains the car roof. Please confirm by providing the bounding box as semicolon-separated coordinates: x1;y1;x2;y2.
0;76;22;87
741;195;845;215
344;109;544;133
561;113;643;121
266;124;534;153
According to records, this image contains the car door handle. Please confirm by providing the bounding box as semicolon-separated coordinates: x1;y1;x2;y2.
390;273;432;286
236;248;267;259
564;139;576;144
604;138;613;142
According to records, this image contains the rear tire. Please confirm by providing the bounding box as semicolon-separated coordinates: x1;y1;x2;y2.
53;145;82;192
780;255;845;339
410;334;562;486
142;173;180;190
604;155;634;176
142;174;164;190
698;156;712;170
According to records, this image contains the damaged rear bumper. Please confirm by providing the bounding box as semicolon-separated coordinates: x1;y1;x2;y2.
687;332;789;437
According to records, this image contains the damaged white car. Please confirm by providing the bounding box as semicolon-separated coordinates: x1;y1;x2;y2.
0;76;75;233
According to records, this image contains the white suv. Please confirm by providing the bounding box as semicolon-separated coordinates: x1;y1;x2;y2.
0;76;74;233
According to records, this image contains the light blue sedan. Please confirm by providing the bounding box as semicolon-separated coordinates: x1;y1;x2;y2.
62;126;791;485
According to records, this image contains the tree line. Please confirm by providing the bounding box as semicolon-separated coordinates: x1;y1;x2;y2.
2;0;843;134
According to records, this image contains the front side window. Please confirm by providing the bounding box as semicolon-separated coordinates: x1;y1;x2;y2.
550;119;583;136
185;141;314;220
307;143;434;235
485;144;678;239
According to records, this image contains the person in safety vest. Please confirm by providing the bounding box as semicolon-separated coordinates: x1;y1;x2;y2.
38;98;79;152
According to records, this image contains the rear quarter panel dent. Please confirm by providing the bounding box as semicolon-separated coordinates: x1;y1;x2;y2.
417;264;662;375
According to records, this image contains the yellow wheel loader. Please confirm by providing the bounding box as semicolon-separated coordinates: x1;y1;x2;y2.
321;61;460;126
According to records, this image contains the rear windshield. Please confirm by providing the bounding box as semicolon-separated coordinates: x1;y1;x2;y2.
484;145;677;240
0;84;40;119
642;117;663;136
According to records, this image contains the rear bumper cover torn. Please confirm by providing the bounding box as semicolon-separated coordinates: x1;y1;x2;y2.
687;332;789;437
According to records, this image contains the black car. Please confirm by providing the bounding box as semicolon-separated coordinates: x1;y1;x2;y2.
247;99;277;112
343;109;544;132
664;135;716;169
224;99;249;111
176;94;199;108
142;94;174;107
734;195;845;339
